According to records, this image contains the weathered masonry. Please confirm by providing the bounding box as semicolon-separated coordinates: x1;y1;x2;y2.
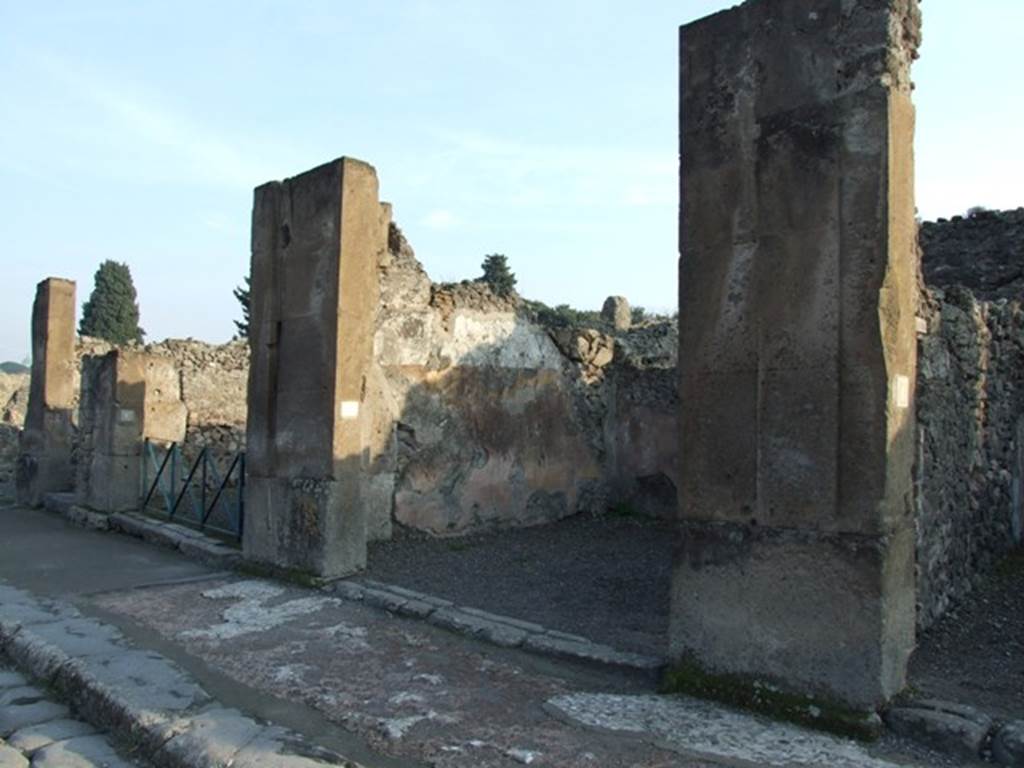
16;278;77;507
674;0;922;708
76;350;186;513
245;158;385;579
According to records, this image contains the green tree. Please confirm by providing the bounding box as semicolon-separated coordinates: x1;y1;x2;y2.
233;275;251;339
79;261;145;344
480;254;517;296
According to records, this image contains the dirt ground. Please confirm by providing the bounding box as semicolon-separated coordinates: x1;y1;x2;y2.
908;548;1024;721
368;513;1024;724
366;512;673;659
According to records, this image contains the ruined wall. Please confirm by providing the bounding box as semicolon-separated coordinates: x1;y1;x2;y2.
363;224;680;537
916;287;1024;629
921;208;1024;300
0;371;30;494
379;230;586;535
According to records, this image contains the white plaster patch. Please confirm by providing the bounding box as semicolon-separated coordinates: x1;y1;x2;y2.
441;314;565;369
339;401;360;420
377;710;457;740
413;673;444;686
322;621;369;651
506;747;542;764
547;694;899;768
184;580;341;641
388;691;426;707
272;663;313;683
894;375;910;409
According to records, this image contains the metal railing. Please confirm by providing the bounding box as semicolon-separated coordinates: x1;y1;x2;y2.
140;439;245;541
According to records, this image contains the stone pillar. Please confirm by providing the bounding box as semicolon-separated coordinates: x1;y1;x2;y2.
79;350;186;513
16;278;76;507
673;0;921;708
245;157;384;579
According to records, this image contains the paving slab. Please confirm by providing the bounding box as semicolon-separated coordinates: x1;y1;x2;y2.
30;734;137;768
994;720;1024;766
0;742;28;768
0;697;68;740
6;717;99;754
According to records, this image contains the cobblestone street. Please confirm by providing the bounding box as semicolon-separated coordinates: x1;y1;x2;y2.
0;663;144;768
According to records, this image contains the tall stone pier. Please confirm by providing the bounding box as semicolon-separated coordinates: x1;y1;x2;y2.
245;157;384;579
16;278;77;507
673;0;921;707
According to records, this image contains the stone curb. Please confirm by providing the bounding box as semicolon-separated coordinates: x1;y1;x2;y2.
0;582;361;767
884;698;1024;765
40;494;669;678
41;493;242;570
328;579;668;676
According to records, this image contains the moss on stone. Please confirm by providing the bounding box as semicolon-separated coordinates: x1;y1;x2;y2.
236;559;324;589
660;655;882;741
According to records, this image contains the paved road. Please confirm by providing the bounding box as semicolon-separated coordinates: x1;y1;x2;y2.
0;503;963;768
1;664;144;767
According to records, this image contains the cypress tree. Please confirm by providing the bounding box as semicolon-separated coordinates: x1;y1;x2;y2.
79;260;145;344
233;275;251;339
480;254;517;297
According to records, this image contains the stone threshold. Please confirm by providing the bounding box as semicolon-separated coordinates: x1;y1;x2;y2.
40;493;667;677
884;699;1023;766
329;579;667;676
42;493;243;569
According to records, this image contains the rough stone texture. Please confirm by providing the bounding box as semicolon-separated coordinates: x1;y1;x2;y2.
76;350;187;513
921;208;1024;300
884;700;993;762
993;720;1024;767
601;296;631;331
0;374;30;495
15;278;76;507
30;735;137;768
916;286;1024;628
245;157;385;578
673;0;921;707
373;225;679;536
0;743;28;768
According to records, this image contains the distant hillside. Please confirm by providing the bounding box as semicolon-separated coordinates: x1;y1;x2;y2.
0;362;28;375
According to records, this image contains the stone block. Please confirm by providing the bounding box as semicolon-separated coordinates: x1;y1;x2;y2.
84;453;139;513
602;296;631;330
671;523;915;707
16;278;76;507
994;720;1024;766
244;157;385;578
245;474;367;579
884;700;992;762
673;0;920;707
78;350;186;513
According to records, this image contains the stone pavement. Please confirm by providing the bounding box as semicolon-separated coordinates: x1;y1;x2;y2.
0;502;969;767
1;663;144;768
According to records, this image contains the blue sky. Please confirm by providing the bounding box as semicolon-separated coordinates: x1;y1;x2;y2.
0;0;1021;362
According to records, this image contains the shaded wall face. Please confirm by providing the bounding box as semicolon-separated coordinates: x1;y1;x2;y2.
77;350;186;513
673;0;921;707
375;308;607;535
916;287;1024;628
370;242;680;536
